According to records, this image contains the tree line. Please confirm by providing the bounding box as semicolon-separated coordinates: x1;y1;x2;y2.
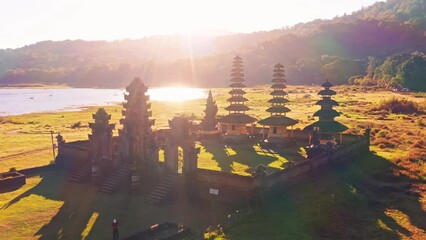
0;0;425;91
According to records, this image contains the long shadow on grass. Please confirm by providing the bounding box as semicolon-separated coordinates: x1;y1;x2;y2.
3;168;234;239
1;170;107;239
1;170;63;209
228;152;425;239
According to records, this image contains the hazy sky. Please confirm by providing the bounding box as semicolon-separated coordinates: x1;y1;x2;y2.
0;0;379;49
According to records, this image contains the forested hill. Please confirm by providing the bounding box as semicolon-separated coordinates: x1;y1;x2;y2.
0;0;425;91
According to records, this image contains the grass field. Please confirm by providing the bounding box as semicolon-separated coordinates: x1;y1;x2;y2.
1;85;425;239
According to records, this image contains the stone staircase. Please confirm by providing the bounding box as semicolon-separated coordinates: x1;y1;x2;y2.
98;163;131;194
144;174;179;204
68;162;91;183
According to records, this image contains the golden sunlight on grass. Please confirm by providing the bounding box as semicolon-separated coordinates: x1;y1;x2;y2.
81;212;99;239
384;209;425;239
0;176;63;240
224;146;237;156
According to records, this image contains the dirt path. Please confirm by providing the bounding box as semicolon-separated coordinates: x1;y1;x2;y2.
0;147;50;161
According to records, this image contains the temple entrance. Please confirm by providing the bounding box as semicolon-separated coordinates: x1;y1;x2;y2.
164;117;200;175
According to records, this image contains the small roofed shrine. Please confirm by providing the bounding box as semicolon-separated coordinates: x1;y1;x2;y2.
88;108;115;182
303;80;348;144
258;63;298;142
219;55;256;139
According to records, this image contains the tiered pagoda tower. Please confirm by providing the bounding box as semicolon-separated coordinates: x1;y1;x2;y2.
119;78;157;185
219;55;256;138
200;90;218;131
303;80;348;143
258;64;297;142
88;108;115;181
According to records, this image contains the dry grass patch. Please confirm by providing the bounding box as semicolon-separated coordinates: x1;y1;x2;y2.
377;98;424;114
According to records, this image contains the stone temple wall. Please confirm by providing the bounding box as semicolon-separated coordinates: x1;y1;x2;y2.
264;136;370;189
192;134;370;202
56;140;90;171
193;168;255;203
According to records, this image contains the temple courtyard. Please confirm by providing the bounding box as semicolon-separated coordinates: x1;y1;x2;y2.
196;140;306;176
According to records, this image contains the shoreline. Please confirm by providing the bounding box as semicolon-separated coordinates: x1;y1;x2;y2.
0;84;71;89
0;103;123;118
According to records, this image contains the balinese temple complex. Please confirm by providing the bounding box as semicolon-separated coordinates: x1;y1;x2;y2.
219;55;256;139
258;63;298;142
303;80;348;144
55;55;364;201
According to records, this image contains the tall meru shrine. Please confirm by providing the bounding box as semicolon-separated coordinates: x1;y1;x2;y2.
55;55;361;203
218;55;346;141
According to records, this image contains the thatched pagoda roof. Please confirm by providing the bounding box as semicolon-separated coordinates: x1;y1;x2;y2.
266;106;291;113
275;63;284;68
229;83;246;88
258;116;298;126
268;98;290;104
227;96;249;102
230;72;244;77
229;89;246;95
303;121;348;133
271;83;287;89
271;90;288;96
321;80;333;88
316;99;339;106
318;89;336;96
219;114;257;124
230;77;244;82
313;109;340;118
272;72;285;78
225;104;250;111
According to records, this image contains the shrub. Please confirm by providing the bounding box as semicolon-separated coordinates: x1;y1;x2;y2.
378;98;423;114
394;148;426;180
349;76;377;86
9;167;17;172
71;121;81;129
406;148;426;161
375;139;396;149
412;140;425;149
376;130;388;138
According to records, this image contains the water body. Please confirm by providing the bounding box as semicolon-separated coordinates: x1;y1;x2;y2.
0;87;207;116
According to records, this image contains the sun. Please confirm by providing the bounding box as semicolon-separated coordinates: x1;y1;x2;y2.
148;87;207;102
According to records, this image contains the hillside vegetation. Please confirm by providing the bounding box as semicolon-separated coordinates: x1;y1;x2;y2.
0;0;425;90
